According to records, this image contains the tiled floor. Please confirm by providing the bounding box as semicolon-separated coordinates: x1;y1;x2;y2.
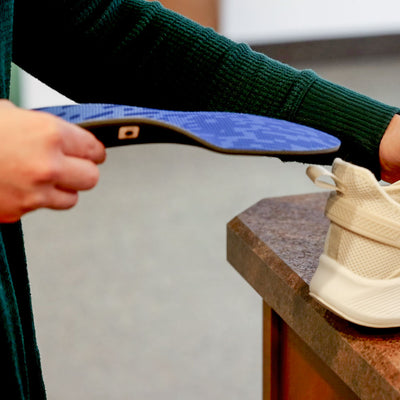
20;55;400;399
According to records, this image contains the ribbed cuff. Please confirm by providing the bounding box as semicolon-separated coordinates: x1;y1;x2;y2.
294;77;400;176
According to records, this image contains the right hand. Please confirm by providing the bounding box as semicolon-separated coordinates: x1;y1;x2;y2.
0;100;106;222
380;114;400;183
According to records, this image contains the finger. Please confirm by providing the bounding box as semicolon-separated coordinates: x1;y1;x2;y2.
56;118;106;163
19;184;79;211
42;187;79;210
55;156;100;191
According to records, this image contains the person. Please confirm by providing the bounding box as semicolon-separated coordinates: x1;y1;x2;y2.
1;0;400;397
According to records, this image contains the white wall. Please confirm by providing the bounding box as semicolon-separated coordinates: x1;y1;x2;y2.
19;72;74;109
220;0;400;43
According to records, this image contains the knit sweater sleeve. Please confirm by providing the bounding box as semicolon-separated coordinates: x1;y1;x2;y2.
12;0;400;174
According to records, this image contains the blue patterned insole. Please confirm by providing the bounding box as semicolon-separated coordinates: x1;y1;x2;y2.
36;103;341;155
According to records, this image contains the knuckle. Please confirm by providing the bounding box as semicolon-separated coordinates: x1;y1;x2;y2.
45;122;63;147
34;160;60;184
34;113;63;147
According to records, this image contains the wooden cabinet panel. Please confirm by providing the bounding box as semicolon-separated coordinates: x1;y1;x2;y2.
151;0;219;29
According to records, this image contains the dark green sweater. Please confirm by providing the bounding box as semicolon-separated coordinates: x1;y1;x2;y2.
1;0;399;398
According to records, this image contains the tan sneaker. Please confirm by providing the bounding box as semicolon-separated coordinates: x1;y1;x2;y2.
306;158;400;328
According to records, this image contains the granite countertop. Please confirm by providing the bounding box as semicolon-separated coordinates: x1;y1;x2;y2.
227;192;400;400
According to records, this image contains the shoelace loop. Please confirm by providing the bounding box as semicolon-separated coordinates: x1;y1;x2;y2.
306;165;345;193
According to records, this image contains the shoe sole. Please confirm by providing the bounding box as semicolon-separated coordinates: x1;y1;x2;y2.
310;254;400;328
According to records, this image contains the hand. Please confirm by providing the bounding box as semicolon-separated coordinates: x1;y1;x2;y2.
379;114;400;183
0;100;106;222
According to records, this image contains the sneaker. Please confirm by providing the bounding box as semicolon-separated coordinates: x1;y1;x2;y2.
306;158;400;328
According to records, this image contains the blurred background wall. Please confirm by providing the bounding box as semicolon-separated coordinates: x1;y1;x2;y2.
221;0;400;42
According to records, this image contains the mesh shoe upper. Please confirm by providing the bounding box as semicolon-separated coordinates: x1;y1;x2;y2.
308;158;400;279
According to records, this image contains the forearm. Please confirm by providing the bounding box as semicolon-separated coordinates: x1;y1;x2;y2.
13;0;310;114
13;0;400;174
